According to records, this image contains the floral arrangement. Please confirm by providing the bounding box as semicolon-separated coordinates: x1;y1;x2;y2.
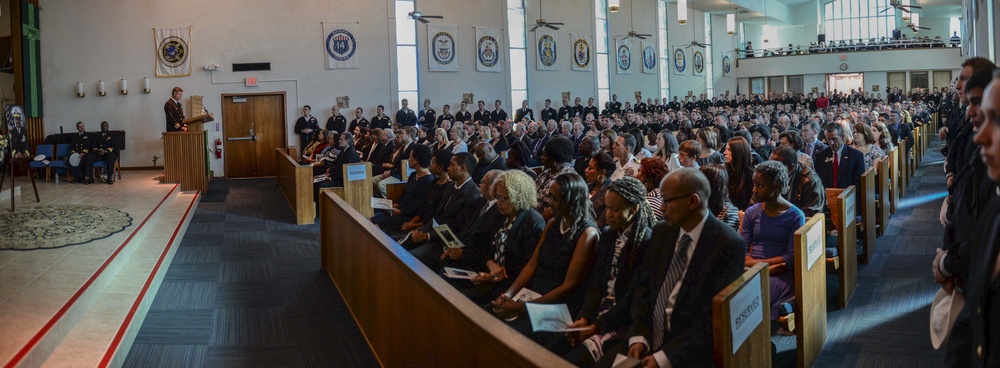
0;133;8;165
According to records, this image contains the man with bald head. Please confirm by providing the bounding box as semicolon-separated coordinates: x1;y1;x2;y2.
471;142;507;184
598;168;744;367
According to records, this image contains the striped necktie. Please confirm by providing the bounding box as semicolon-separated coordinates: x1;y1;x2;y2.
832;154;840;188
652;233;693;349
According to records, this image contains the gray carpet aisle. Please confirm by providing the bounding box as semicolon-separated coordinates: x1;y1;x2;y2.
123;179;379;368
773;139;950;367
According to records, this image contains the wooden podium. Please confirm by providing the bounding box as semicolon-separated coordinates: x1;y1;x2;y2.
162;114;214;193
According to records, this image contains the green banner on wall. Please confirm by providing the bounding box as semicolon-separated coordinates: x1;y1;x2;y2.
22;1;42;117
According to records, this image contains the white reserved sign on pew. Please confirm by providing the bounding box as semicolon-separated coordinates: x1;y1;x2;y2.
806;222;824;270
729;274;763;354
346;165;367;181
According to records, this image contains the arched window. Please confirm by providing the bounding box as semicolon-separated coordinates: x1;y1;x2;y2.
823;0;895;42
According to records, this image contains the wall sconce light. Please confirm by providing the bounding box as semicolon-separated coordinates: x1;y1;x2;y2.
609;0;619;12
75;82;85;97
142;77;151;93
119;79;128;95
98;80;106;96
677;0;687;25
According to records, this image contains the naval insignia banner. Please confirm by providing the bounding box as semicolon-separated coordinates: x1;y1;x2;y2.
672;46;686;75
428;25;459;72
615;38;632;75
569;34;592;71
475;27;502;73
323;22;359;69
721;51;733;77
154;26;192;77
692;49;705;76
641;41;656;74
536;31;559;71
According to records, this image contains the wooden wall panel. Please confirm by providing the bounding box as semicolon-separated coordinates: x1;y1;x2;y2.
319;192;573;368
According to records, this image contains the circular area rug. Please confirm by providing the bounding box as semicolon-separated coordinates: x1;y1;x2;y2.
0;205;133;250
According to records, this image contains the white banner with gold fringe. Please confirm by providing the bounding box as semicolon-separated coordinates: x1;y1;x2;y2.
154;26;192;77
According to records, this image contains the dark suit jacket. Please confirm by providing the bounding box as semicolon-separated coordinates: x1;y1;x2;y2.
578;225;653;334
164;99;185;132
627;216;745;367
472;155;508;184
813;145;865;190
804;139;829;158
388;143;414;180
423;179;483;242
948;195;1000;367
369;141;396;169
444;199;503;270
491;208;546;287
329;146;361;186
788;164;827;218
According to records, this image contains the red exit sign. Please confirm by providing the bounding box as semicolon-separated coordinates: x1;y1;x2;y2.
245;77;258;87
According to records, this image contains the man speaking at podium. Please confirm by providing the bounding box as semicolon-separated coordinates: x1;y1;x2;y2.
165;87;186;132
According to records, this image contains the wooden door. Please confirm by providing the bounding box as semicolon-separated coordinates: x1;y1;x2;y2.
221;93;287;178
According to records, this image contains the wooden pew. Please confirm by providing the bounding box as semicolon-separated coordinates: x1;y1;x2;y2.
898;143;909;196
794;214;827;368
275;148;315;225
323;162;374;218
826;187;858;310
385;159;413;202
318;191;574;367
875;158;891;237
858;167;877;264
713;263;771;368
888;147;900;214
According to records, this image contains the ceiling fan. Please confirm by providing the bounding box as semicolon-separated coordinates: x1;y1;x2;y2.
530;0;564;31
683;17;710;48
896;22;930;32
408;10;444;23
615;0;652;39
878;0;922;14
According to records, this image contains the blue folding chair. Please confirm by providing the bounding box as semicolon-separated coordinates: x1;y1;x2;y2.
28;144;53;181
48;143;72;183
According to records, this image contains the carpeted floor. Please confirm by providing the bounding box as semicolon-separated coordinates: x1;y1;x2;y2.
123;179;379;368
772;140;950;367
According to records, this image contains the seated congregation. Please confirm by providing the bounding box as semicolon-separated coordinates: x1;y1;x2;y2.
305;83;941;366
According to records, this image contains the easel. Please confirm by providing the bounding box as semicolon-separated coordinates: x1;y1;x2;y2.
0;153;40;211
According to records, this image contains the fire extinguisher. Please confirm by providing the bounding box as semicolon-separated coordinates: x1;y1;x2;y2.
214;138;223;159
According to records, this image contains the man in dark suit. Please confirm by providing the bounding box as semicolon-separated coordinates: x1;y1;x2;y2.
540;99;558;122
373;127;415;198
69;121;96;184
439;170;505;271
313;132;362;201
800;120;828;158
471;142;507;184
407;152;482;250
558;99;574;121
368;129;397;169
597;168;744;367
887;110;915;154
164;87;186;132
90;121;120;184
513;100;534;123
813;123;865;190
395;99;417;127
584;97;600;120
491;100;508;122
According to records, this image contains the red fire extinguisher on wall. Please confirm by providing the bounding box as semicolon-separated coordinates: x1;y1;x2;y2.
214;137;223;159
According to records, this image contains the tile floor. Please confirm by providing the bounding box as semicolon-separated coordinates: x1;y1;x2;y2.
0;170;186;365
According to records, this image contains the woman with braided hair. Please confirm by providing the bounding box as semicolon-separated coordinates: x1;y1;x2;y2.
562;177;656;365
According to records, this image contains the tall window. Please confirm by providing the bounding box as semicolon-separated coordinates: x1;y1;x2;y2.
508;0;528;107
704;13;714;98
657;0;669;99
395;0;418;106
596;0;611;106
823;0;894;42
949;17;960;38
